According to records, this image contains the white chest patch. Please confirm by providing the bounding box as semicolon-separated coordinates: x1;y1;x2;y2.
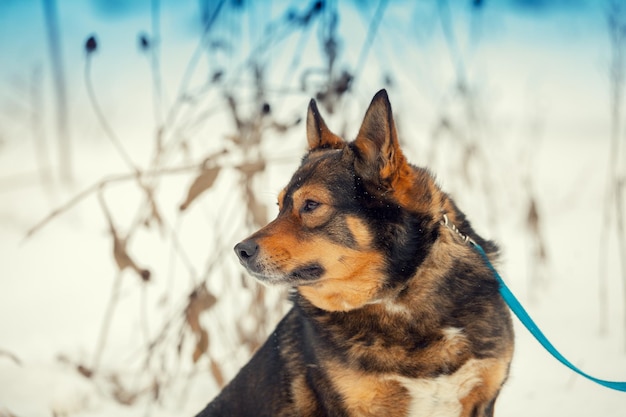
392;358;483;417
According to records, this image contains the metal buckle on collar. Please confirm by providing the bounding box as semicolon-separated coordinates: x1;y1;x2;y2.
441;214;476;246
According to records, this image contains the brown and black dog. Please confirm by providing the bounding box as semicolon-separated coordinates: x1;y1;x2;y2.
195;90;514;417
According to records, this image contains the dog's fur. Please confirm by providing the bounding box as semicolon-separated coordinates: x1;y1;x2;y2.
195;90;514;417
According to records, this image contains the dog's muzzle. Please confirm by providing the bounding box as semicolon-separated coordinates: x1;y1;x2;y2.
234;238;325;283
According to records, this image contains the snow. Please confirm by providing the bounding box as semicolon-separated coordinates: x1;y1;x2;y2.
1;1;625;416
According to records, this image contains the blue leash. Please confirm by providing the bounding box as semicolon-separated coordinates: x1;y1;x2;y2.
471;241;626;392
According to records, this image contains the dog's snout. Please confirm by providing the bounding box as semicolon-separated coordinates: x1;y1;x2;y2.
234;239;259;264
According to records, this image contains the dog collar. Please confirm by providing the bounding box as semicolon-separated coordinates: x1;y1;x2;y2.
440;214;476;246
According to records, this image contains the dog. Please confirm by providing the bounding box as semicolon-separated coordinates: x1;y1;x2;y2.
195;90;514;417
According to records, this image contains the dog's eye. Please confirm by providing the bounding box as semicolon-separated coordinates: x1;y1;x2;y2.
302;199;320;213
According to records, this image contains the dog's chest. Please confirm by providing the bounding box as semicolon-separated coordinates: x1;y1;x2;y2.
391;358;483;417
328;357;483;417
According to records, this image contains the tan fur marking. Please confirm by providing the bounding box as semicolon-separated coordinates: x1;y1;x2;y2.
291;184;332;207
327;363;410;417
292;185;333;228
298;248;386;311
345;216;373;249
390;162;418;208
459;346;513;417
291;374;318;416
426;176;444;217
277;188;286;211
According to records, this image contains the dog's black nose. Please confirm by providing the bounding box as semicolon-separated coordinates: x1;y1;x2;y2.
234;239;259;264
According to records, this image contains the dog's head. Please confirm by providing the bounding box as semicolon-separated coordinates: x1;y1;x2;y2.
234;90;449;311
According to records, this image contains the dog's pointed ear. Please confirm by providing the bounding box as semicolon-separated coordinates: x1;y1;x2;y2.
353;89;407;183
307;99;345;151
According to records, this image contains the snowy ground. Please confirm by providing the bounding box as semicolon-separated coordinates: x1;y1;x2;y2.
1;1;626;416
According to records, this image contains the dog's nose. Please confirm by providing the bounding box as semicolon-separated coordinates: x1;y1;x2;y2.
234;239;259;264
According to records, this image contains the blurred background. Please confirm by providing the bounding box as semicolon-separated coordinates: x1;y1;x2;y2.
1;0;626;416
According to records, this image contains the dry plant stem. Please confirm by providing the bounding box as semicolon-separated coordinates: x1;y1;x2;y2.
86;54;162;234
157;0;227;158
150;0;164;133
165;216;199;286
598;229;610;336
42;0;72;184
138;285;223;383
140;306;185;367
353;0;388;83
599;0;626;337
177;367;199;409
86;55;164;246
615;180;626;350
223;3;327;101
24;163;201;240
92;270;123;371
84;44;166;249
282;21;314;88
163;216;183;308
85;56;139;173
0;349;22;366
30;66;54;196
140;284;151;348
438;0;468;88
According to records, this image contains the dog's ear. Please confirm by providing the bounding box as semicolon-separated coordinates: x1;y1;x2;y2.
353;89;408;183
307;99;345;151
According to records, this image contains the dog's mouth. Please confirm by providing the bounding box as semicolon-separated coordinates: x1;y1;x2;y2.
288;263;325;282
245;262;325;286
